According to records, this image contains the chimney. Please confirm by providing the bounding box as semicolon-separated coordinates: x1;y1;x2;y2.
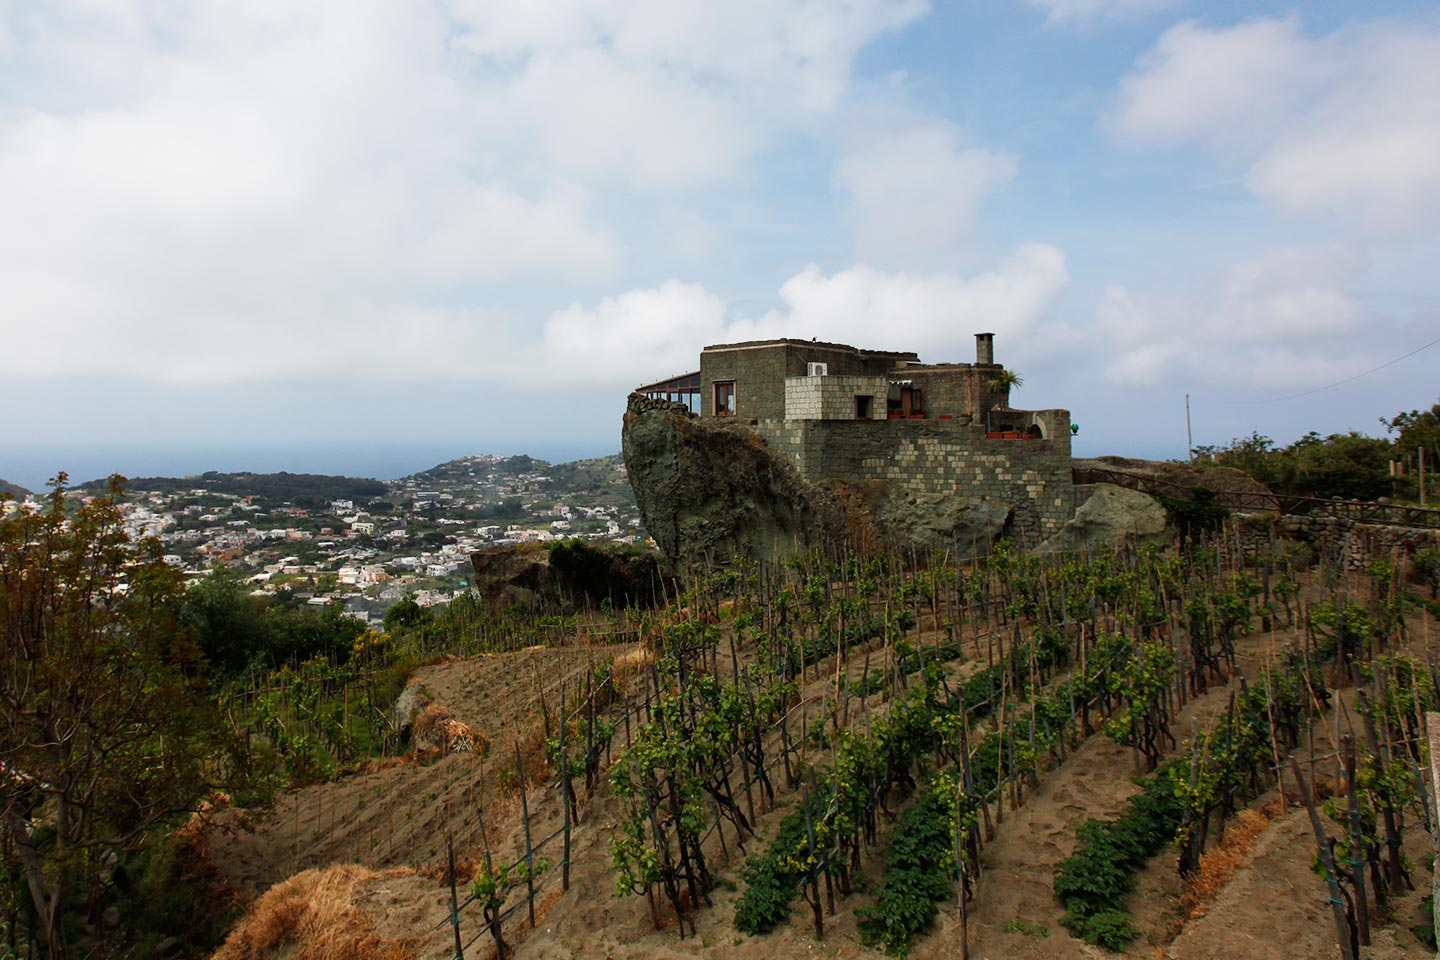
975;332;995;366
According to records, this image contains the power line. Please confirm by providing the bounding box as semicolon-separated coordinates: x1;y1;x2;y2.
1230;329;1440;403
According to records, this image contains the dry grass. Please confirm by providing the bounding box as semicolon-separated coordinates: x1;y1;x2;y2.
1182;808;1272;919
412;703;484;755
212;864;418;960
355;755;417;775
611;644;653;692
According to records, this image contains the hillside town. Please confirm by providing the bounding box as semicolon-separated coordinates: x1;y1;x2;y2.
1;454;642;623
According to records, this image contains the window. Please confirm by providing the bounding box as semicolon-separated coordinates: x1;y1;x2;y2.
855;395;872;419
714;380;736;416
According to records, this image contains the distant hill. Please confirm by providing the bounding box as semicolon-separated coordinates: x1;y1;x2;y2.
0;477;31;499
409;453;633;505
80;471;387;504
409;453;625;486
407;454;545;483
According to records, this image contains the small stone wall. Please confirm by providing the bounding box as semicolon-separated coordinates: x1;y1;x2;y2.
1235;513;1440;570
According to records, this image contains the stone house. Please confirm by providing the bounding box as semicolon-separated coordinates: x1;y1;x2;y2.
636;334;1077;544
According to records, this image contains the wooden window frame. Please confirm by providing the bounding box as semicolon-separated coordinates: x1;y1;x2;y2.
714;380;736;416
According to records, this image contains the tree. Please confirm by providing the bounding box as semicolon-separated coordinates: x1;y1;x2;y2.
383;593;427;631
179;564;275;673
0;477;247;959
1380;399;1440;454
1381;399;1440;500
985;368;1023;396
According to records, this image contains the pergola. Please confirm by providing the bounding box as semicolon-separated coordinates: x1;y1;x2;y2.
635;371;701;414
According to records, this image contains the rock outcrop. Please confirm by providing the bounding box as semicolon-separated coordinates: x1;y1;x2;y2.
621;395;831;568
469;540;665;608
874;490;1013;555
1040;483;1169;553
1073;456;1276;508
621;396;1293;570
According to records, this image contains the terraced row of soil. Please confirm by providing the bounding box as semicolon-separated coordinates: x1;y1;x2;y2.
208;592;1440;960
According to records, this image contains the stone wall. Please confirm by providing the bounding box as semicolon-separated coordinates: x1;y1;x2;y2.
700;341;911;419
784;375;890;420
901;365;990;420
1235;512;1440;570
749;417;1076;544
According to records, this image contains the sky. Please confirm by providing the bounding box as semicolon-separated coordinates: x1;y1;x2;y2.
2;0;1439;490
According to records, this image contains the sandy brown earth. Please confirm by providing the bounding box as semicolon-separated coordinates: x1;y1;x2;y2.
207;600;1440;960
208;643;629;895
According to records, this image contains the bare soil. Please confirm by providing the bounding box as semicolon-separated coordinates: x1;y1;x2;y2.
207;601;1440;960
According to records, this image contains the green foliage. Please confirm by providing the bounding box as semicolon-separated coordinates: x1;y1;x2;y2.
1195;430;1394;501
181;567;368;673
1;476;255;959
1381;399;1440;500
857;789;956;956
1053;773;1183;951
78;470;386;503
985;368;1023;393
1311;598;1374;662
1414;895;1437;951
383;593;428;631
1002;917;1050;938
1155;487;1229;536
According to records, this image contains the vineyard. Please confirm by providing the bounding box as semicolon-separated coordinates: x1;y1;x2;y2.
203;525;1440;960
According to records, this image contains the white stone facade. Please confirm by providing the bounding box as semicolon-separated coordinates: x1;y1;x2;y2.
784;375;889;421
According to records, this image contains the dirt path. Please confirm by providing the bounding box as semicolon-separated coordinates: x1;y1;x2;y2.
1165;804;1432;960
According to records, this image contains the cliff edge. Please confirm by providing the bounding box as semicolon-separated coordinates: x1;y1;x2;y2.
621;395;833;569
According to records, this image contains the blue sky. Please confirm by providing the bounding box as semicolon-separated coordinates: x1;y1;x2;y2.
2;0;1438;489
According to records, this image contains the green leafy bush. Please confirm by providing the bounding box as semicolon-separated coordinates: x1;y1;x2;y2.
857;790;955;956
1053;773;1182;951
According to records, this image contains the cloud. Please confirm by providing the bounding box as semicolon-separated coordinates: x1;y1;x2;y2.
0;2;623;384
530;245;1070;391
1111;15;1440;235
505;49;756;189
1027;0;1177;27
834;121;1017;269
450;0;928;116
1096;244;1372;388
451;0;930;187
0;0;932;385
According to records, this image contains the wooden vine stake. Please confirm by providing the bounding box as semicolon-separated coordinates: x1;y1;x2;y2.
1427;712;1440;960
447;830;465;960
1290;757;1356;960
515;744;537;929
1342;737;1370;946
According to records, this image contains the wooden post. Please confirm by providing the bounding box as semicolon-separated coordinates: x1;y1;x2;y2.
1291;757;1356;960
560;685;572;892
448;831;465;960
1342;737;1370;945
1421;446;1428;507
1427;712;1440;959
515;744;537;929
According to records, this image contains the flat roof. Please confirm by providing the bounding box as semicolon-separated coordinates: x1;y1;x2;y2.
700;338;921;361
635;371;701;393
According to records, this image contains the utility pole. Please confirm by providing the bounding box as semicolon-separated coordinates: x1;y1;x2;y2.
1185;394;1194;463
